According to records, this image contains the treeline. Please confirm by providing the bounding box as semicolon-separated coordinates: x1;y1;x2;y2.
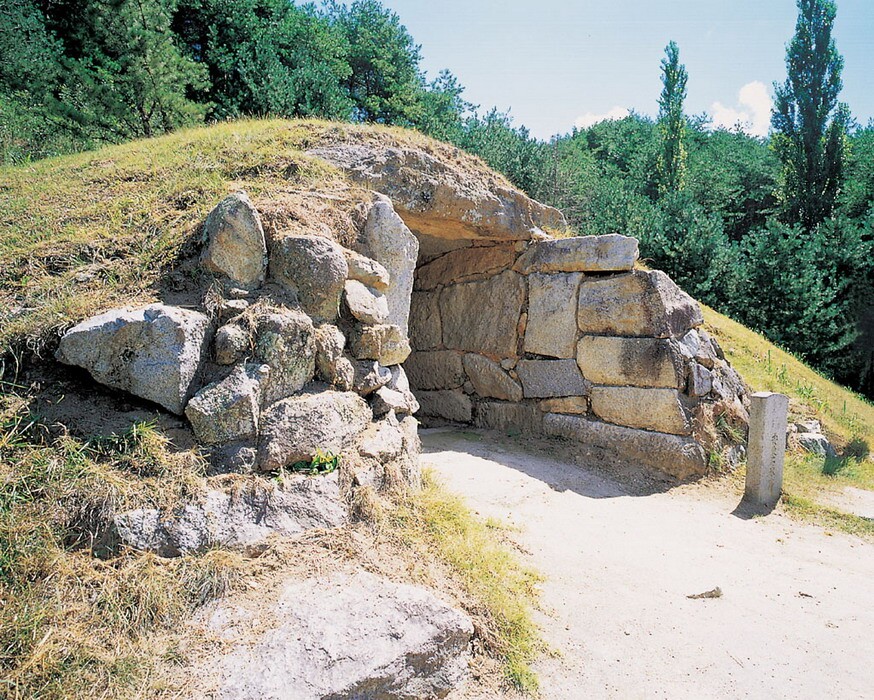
1;0;872;398
484;113;874;398
0;0;473;160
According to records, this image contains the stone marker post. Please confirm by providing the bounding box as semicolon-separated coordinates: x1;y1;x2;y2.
745;392;790;507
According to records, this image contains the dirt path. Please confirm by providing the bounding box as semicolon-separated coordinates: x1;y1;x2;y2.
423;428;874;700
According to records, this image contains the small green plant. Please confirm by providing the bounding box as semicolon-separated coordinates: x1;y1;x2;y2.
288;450;340;476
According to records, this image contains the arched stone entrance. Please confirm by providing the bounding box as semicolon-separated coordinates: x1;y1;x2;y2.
312;140;748;480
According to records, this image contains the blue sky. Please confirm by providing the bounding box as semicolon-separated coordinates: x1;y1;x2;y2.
377;0;874;140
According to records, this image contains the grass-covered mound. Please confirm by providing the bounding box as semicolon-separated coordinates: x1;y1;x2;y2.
0;118;513;366
1;117;871;696
0;119;539;698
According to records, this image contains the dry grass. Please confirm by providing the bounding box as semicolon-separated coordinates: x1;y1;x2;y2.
0;392;246;699
0;390;545;697
0;117;510;370
389;469;544;693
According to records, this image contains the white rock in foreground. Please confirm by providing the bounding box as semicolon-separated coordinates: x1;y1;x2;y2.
202;571;473;700
56;303;210;415
113;474;347;556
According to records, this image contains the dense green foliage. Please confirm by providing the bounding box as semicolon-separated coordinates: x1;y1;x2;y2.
0;0;470;161
772;0;849;228
0;0;872;397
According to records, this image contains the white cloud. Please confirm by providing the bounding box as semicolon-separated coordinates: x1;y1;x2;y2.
574;106;630;130
710;81;772;137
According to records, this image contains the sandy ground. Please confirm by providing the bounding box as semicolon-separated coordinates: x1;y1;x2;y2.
424;428;874;700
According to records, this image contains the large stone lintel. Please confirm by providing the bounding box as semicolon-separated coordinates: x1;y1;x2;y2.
514;234;638;274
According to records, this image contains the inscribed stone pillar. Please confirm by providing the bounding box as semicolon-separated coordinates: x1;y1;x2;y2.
745;392;789;507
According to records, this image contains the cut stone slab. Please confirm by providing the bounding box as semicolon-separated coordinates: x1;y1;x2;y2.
415;244;517;291
258;391;371;470
309;142;566;241
404;351;466;391
185;364;267;445
524;272;584;358
201;192;267;288
440;271;525;357
577;270;703;338
576;335;683;388
543;413;707;480
516;359;588;399
462;354;523;402
200;571;473;700
349;324;412;366
538;396;589;415
514;234;638;274
113;474;347;557
270;234;348;321
475;401;542;434
415;390;473;423
343;279;389;325
254;309;316;405
56;304;211;415
362;195;419;332
344;248;390;292
409;291;442;350
590;386;692;435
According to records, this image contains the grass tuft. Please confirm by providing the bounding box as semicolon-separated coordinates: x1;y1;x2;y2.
391;469;544;693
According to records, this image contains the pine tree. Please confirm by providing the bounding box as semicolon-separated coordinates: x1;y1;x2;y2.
771;0;850;228
657;41;688;195
328;0;425;125
39;0;208;141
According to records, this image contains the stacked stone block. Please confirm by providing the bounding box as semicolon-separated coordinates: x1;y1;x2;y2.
57;192;422;490
407;234;747;479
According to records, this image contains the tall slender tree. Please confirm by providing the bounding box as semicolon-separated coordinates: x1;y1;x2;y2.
771;0;850;228
657;41;688;195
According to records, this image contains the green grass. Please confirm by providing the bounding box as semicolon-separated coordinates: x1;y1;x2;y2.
702;305;874;449
781;493;874;539
702;305;874;536
392;469;544;692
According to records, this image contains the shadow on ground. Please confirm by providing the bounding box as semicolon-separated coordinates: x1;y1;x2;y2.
420;426;694;501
